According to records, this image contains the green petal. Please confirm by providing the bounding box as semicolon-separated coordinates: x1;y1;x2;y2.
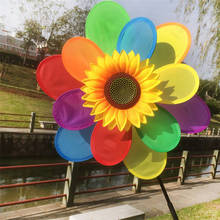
86;1;130;55
136;106;181;152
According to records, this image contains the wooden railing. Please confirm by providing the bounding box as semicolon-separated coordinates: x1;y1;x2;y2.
0;112;58;132
0;149;220;209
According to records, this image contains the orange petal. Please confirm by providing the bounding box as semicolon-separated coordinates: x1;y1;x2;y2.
62;37;104;82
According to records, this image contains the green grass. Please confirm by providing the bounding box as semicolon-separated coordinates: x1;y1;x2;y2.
148;198;220;220
0;63;37;90
0;90;53;128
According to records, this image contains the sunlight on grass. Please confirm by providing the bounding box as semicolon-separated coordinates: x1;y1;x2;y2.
0;90;53;128
148;198;220;220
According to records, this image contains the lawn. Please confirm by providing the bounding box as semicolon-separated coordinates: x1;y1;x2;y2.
0;90;53;128
0;63;37;90
148;198;220;220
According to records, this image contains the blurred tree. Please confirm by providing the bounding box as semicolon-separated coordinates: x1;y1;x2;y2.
48;6;90;54
198;79;220;100
16;19;44;65
177;0;220;94
15;0;96;55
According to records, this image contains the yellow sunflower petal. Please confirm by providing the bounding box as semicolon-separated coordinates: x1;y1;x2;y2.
124;121;132;131
107;119;117;130
82;90;104;102
149;103;158;111
140;80;161;91
112;50;120;61
127;108;140;128
85;65;104;79
94;113;104;122
97;56;105;68
81;86;103;94
140;91;162;103
135;64;154;83
102;106;116;127
146;88;163;96
105;53;118;75
119;50;129;72
83;79;105;89
116;110;128;131
83;101;95;108
147;73;160;80
140;113;147;124
134;101;154;116
81;86;90;93
90;99;109;115
128;54;140;76
128;50;135;62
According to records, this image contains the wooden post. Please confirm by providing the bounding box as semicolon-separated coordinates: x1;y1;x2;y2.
132;176;142;193
212;128;215;136
63;162;79;207
177;151;189;185
29;112;36;133
210;150;219;179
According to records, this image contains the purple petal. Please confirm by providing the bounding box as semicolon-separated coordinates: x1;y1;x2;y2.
159;95;211;133
53;89;94;130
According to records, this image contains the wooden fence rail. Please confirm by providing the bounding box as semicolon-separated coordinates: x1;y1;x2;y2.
0;149;220;209
0;112;58;132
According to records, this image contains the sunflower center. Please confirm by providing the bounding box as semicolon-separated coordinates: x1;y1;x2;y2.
104;73;140;109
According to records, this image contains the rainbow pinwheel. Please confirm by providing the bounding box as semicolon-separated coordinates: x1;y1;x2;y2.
37;1;210;179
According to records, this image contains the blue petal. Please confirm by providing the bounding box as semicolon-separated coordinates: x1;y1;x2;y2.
117;17;157;60
55;125;95;162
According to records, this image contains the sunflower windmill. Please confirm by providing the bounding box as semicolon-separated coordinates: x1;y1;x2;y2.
37;1;210;219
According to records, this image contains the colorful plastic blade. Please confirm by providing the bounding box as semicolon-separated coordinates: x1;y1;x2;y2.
124;127;167;180
91;121;132;166
160;95;211;133
117;17;157;60
86;1;130;55
155;63;199;104
62;37;104;82
53;89;94;130
55;125;95;162
36;55;83;100
136;106;181;152
150;22;191;69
